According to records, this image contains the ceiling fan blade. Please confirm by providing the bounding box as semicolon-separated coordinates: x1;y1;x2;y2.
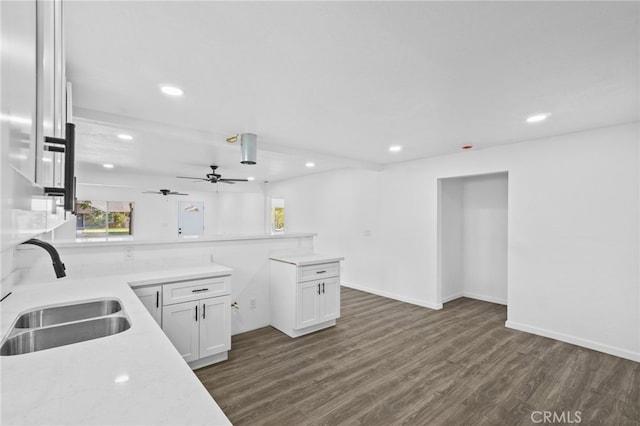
219;180;236;184
219;178;249;182
142;191;160;194
176;176;207;180
172;192;189;195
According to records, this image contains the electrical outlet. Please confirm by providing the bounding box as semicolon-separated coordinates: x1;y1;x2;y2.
249;299;256;309
124;246;134;262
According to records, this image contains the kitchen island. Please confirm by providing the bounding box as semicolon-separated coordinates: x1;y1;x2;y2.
0;265;232;426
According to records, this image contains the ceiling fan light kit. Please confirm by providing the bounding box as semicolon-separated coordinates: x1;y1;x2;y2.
176;165;249;184
143;189;189;196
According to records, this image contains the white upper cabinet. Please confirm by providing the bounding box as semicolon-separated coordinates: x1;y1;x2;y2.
0;0;70;249
1;1;38;182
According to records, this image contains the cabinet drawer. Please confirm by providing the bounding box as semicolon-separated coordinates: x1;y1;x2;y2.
298;262;339;282
163;276;231;306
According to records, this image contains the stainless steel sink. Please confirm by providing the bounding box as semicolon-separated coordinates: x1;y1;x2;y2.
14;299;122;329
1;316;130;356
1;298;130;356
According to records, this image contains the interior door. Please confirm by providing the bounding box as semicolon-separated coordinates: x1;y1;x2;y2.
177;201;204;236
162;301;199;362
199;295;230;359
296;280;320;329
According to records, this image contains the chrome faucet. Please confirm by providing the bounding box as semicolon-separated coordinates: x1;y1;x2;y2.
20;239;66;278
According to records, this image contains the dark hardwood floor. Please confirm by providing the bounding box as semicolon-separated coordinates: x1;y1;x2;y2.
196;287;639;425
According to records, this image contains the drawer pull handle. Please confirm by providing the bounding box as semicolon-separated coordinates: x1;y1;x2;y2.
316;270;327;274
195;305;198;322
203;303;206;319
192;288;209;293
156;291;159;308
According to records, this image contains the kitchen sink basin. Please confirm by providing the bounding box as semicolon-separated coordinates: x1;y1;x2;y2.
14;299;122;329
1;316;130;356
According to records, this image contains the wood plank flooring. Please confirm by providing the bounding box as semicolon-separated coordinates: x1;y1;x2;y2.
196;287;639;425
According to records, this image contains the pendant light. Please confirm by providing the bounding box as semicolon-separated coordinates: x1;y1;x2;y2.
226;133;257;165
240;133;257;164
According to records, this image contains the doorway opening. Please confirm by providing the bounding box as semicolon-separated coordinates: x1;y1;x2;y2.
438;172;508;307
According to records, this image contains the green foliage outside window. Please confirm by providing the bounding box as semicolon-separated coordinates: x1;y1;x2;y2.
272;207;285;232
76;200;134;240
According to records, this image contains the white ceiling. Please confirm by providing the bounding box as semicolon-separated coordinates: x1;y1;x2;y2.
65;1;639;185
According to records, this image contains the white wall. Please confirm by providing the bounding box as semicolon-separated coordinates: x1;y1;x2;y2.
268;169;387;299
14;235;314;335
439;177;463;302
461;173;508;304
53;184;266;241
269;123;640;361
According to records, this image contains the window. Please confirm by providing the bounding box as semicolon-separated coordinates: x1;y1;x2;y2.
271;198;285;234
76;200;134;241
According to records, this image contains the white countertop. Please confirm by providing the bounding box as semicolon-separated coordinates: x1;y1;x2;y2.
126;264;233;287
0;265;233;426
51;232;316;249
269;253;344;266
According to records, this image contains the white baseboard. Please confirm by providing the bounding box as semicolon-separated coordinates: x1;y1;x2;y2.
441;292;463;303
506;320;640;363
462;291;507;306
341;281;443;310
441;292;506;305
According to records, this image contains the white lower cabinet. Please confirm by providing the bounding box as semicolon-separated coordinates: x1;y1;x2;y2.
319;277;340;322
297;280;321;329
161;277;231;368
270;255;344;338
296;277;340;329
199;296;231;359
133;286;162;326
161;296;230;363
162;300;200;362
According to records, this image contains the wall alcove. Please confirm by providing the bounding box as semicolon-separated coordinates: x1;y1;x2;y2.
438;172;509;306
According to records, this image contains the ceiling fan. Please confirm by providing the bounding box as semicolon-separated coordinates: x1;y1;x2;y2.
177;165;248;184
143;189;189;196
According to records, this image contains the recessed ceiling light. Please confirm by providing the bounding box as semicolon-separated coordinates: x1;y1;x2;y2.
461;145;473;150
114;375;129;384
247;176;255;181
526;113;550;123
160;85;184;96
389;145;402;152
117;134;133;141
305;162;315;168
103;164;115;169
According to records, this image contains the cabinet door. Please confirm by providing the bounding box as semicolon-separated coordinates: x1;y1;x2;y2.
319;277;341;322
1;0;37;181
36;0;65;180
35;0;55;186
199;295;231;359
134;286;162;326
162;301;199;362
296;280;320;329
